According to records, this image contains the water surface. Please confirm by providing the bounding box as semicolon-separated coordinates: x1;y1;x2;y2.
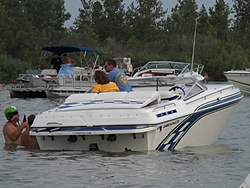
0;85;249;187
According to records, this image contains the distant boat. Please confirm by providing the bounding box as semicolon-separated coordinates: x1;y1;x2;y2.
9;46;100;98
224;69;250;96
128;60;204;89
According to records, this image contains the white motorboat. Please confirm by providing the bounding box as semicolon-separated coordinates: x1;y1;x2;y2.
127;60;204;89
30;76;243;152
131;60;204;81
224;69;250;96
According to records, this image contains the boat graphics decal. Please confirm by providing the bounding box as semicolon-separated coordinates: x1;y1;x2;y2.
156;93;242;150
156;109;177;118
197;93;243;110
58;100;145;109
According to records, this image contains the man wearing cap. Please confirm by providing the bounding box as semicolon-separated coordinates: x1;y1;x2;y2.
2;106;28;146
50;52;62;73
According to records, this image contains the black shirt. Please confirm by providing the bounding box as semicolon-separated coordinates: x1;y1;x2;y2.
51;57;62;73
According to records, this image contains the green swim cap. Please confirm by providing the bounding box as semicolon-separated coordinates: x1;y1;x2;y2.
4;106;18;119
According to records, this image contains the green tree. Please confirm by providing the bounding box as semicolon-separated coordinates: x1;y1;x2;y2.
167;0;198;37
24;0;70;45
126;0;167;42
101;0;126;43
197;5;213;37
209;0;231;41
232;0;250;51
0;0;70;63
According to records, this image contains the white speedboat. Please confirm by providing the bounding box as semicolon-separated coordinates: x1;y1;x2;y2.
131;60;204;81
224;69;250;96
30;76;243;152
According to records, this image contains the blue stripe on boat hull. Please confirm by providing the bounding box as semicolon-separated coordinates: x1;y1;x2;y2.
156;93;242;150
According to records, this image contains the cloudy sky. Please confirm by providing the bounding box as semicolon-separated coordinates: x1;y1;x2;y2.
64;0;234;27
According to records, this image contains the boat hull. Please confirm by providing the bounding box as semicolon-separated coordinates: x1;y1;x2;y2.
31;99;240;152
224;70;250;95
9;88;47;98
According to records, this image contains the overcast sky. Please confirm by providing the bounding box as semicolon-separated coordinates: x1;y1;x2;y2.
64;0;234;27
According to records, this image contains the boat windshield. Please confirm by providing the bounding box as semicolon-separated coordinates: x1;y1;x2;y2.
152;76;207;100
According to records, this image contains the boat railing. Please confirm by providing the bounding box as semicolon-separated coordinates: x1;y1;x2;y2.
185;84;240;106
46;73;94;89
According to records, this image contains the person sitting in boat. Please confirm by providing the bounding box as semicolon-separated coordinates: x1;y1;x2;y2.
104;59;133;92
2;106;29;148
92;70;119;93
117;62;124;72
92;61;100;69
50;52;62;73
57;64;75;78
57;54;76;78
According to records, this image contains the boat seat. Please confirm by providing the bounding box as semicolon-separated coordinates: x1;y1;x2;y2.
61;91;161;110
41;69;57;77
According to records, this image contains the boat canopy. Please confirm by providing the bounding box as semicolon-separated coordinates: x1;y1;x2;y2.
42;46;100;55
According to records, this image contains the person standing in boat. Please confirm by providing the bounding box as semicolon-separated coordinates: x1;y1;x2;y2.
50;52;62;73
92;70;119;93
63;54;76;66
104;59;133;92
2;106;28;147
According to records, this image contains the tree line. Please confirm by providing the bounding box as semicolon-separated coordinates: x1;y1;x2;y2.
0;0;250;82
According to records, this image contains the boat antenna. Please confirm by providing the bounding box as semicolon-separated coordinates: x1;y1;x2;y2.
191;18;198;75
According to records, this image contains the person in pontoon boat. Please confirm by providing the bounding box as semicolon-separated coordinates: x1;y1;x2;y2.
104;59;133;92
92;61;100;69
92;70;119;93
56;54;76;78
50;52;62;73
63;54;76;66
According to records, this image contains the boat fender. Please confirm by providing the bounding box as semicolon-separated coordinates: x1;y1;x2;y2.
67;135;77;143
107;134;117;142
